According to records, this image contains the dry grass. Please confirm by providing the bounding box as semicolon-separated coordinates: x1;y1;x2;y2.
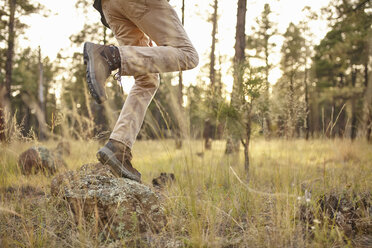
0;138;371;247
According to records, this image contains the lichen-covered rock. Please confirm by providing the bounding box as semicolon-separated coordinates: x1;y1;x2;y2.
51;163;166;237
18;146;66;176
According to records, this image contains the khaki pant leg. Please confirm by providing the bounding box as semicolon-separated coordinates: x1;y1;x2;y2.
104;0;199;75
102;0;159;148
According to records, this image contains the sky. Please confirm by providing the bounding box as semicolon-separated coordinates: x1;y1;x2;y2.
20;0;331;94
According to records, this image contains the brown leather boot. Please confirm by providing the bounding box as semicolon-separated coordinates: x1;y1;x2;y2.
96;140;141;182
83;42;121;104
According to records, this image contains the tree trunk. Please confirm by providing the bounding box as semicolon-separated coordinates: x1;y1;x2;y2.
264;40;272;138
241;106;252;181
5;0;16;105
350;65;358;140
367;114;372;142
178;0;185;107
304;67;310;140
363;35;372;142
226;0;247;154
288;73;295;138
175;0;185;149
0;104;5;141
205;0;218;150
203;119;212;150
1;0;16;141
210;0;218;90
38;47;47;140
243;112;251;180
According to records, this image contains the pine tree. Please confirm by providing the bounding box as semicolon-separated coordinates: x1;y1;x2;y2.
203;0;219;150
279;23;306;138
247;3;277;137
0;0;42;141
11;47;55;138
226;0;247;154
313;0;371;139
175;0;186;149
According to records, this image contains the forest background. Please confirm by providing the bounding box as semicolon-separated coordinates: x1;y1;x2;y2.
0;0;371;152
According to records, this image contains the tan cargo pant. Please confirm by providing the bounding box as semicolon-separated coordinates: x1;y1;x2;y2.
102;0;198;148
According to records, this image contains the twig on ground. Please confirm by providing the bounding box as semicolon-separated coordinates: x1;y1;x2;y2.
229;167;297;198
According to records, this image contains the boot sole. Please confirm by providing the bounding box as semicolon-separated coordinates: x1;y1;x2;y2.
83;42;107;104
97;146;141;183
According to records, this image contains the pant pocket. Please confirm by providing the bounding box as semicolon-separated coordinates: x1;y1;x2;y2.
125;0;149;20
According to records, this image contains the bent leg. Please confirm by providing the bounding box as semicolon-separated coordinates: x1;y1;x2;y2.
102;0;159;148
105;0;199;76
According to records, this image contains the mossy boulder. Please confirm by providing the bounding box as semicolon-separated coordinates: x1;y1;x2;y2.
51;163;166;238
18;146;66;176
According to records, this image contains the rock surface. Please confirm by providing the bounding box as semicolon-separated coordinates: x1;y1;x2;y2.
18;146;66;176
51;163;166;237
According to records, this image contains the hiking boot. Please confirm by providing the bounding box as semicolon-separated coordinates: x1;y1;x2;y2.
83;42;121;104
96;140;141;182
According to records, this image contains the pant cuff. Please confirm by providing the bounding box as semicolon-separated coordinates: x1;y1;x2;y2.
109;133;133;149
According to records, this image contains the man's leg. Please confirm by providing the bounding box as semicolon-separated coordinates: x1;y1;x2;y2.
108;0;199;76
92;0;198;182
95;0;159;182
103;0;199;147
85;0;198;105
101;1;159;148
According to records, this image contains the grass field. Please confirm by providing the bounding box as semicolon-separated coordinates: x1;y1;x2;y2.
0;138;371;247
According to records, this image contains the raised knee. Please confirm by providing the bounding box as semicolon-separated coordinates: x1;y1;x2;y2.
187;48;199;69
